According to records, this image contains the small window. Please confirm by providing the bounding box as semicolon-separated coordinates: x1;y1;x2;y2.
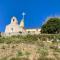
13;19;15;22
19;31;22;34
11;28;13;32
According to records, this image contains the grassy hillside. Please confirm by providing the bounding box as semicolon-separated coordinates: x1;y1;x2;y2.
0;34;60;60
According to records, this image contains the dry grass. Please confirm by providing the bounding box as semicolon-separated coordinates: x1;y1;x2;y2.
0;34;60;60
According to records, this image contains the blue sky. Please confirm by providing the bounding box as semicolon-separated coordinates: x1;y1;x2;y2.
0;0;60;32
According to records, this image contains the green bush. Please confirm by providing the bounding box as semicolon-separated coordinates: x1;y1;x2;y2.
10;57;29;60
38;57;55;60
0;34;60;44
16;50;23;56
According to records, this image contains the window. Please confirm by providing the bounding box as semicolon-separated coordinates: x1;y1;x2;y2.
11;28;13;32
13;19;15;22
19;31;22;34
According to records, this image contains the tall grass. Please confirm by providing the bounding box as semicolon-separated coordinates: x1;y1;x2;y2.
0;34;60;60
0;34;60;44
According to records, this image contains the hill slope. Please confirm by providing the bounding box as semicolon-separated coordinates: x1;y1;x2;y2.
0;34;60;60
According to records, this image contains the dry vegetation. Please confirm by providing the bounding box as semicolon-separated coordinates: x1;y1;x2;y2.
0;34;60;60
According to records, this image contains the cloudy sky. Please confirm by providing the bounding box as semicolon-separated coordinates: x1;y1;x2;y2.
0;0;60;32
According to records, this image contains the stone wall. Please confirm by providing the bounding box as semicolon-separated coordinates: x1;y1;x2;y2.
1;31;40;37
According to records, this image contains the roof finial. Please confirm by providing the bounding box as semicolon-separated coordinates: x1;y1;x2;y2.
22;12;26;19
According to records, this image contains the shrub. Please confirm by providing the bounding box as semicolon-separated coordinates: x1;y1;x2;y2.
10;57;29;60
16;50;23;56
38;57;55;60
25;51;31;56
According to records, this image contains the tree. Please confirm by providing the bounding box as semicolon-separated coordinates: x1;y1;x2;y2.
41;18;60;34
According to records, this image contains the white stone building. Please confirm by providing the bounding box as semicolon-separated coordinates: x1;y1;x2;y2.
5;16;25;33
5;13;41;36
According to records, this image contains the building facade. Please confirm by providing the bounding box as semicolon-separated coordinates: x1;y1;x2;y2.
5;16;25;33
5;15;41;36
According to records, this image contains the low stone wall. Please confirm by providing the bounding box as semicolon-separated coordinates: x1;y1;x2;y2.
1;32;27;36
1;31;40;37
